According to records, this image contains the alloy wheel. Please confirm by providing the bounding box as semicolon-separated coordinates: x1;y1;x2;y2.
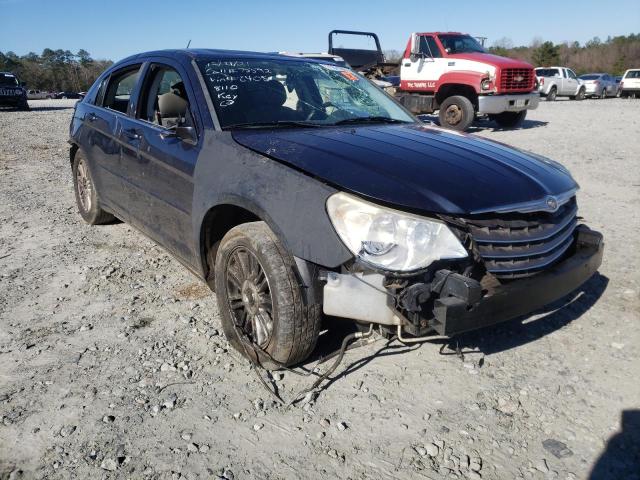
225;246;274;348
76;158;92;212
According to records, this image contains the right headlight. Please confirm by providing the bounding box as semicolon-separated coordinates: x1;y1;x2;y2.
326;192;468;273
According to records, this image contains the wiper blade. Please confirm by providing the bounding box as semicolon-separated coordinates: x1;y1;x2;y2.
332;116;410;126
225;120;322;130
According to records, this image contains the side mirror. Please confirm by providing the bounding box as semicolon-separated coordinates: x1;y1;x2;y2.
409;33;424;61
161;125;196;145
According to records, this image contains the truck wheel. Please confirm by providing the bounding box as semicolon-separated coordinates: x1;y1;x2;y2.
438;95;475;131
546;87;557;101
72;150;115;225
492;110;527;128
572;88;585;101
214;221;321;369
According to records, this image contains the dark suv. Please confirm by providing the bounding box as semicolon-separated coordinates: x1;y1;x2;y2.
0;72;29;111
68;50;603;367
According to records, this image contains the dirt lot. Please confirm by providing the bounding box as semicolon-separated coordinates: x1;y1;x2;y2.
1;98;639;480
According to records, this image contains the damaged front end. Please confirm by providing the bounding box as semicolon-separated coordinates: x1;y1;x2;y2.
321;192;604;339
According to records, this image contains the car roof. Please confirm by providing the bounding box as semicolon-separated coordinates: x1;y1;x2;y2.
114;48;332;66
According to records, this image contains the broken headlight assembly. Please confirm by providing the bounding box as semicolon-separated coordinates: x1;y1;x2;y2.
326;192;468;272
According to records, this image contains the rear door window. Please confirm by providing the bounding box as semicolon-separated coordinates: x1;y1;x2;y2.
536;69;560;77
102;66;141;114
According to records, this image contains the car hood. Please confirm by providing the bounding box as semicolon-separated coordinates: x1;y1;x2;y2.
232;123;577;215
447;52;533;70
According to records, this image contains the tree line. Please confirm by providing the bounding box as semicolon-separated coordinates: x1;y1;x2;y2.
489;33;640;75
0;49;112;92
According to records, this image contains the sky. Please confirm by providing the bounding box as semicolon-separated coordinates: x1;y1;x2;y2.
1;0;639;61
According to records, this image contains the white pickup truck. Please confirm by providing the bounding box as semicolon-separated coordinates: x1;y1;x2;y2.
535;67;585;101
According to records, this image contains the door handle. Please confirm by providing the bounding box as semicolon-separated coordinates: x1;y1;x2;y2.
123;129;141;140
86;113;97;122
404;62;411;67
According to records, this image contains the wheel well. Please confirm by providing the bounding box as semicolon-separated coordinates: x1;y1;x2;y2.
435;84;478;108
200;204;261;281
69;144;79;169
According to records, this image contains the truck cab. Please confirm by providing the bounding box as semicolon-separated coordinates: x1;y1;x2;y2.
398;32;539;130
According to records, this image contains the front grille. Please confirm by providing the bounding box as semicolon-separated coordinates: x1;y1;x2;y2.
462;198;578;279
500;68;535;92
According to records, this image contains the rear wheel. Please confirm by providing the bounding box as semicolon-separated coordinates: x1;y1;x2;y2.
214;222;321;369
72;150;115;225
573;88;585;101
546;87;557;101
491;110;527;128
438;95;475;131
600;87;607;99
18;100;30;111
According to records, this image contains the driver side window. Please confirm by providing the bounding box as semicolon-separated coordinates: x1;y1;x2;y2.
138;64;194;129
419;36;442;58
567;69;578;80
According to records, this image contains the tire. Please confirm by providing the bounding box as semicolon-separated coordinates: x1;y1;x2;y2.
214;221;321;369
438;95;475;131
62;95;68;99
574;88;585;101
600;87;607;99
546;87;557;101
72;150;115;225
18;101;30;111
492;110;527;128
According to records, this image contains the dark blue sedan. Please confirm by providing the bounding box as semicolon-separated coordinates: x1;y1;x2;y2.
69;49;603;367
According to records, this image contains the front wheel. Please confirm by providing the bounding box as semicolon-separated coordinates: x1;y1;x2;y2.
600;88;607;99
573;88;585;101
72;150;115;225
491;110;527;128
214;222;321;369
438;95;475;131
546;87;557;101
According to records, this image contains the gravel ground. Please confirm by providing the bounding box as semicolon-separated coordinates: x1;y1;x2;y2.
0;98;639;480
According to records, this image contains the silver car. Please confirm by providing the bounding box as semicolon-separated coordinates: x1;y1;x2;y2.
579;73;617;98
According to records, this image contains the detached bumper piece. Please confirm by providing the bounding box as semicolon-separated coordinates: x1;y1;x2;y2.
430;226;603;336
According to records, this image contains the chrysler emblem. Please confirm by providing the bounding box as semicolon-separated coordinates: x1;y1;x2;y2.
514;75;524;82
546;196;559;212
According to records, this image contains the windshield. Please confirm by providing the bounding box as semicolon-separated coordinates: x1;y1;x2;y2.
579;74;601;80
438;35;486;54
197;58;415;129
624;70;640;79
0;73;19;87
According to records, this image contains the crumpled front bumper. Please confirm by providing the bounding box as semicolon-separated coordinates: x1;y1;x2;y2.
322;226;604;337
429;227;603;335
478;92;540;114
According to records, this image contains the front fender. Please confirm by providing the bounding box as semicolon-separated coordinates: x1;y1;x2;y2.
192;132;353;272
436;71;485;94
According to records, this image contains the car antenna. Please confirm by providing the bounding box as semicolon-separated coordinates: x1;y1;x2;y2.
186;39;191;49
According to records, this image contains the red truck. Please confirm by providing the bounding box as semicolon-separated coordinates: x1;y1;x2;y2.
328;30;540;131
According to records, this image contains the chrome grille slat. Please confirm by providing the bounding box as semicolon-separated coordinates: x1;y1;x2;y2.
460;197;578;279
482;236;574;273
472;205;578;244
478;219;577;259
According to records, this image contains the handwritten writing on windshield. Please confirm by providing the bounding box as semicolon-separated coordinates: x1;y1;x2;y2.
204;60;273;107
